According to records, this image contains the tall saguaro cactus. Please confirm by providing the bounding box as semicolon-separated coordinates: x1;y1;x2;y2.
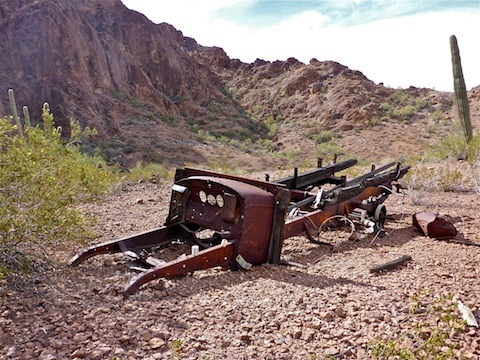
23;106;31;128
8;89;24;137
450;35;473;143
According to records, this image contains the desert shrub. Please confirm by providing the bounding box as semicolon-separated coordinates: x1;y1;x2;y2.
399;104;416;122
123;162;172;184
313;130;335;144
390;89;410;105
403;162;438;205
196;129;215;142
160;114;179;125
381;102;395;118
403;160;472;203
0;108;115;284
256;139;275;152
369;292;466;360
438;169;465;192
429;133;480;163
381;90;430;121
414;97;429;110
431;110;445;123
315;142;342;158
264;115;279;138
369;116;382;126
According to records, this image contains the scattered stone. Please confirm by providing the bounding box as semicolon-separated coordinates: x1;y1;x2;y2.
70;349;86;359
324;347;339;356
148;337;166;350
321;311;335;321
334;306;346;318
301;329;315;342
239;333;251;341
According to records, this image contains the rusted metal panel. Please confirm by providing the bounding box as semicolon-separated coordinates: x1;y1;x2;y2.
177;176;275;265
413;212;457;239
124;241;235;296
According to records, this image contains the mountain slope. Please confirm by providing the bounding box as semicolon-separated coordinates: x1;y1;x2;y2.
0;0;478;169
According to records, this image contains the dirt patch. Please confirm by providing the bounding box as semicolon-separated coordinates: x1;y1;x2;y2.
1;181;480;359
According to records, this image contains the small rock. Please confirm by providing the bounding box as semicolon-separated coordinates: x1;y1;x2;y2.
307;321;322;330
123;304;135;311
39;352;56;360
113;347;125;356
440;346;451;353
118;335;131;344
135;198;144;204
471;339;479;350
293;329;302;339
221;340;231;348
321;311;335;321
301;329;315;342
240;333;251;341
324;347;339;356
72;333;88;343
90;347;112;360
148;337;166;349
334;306;346;318
468;329;477;337
70;349;85;358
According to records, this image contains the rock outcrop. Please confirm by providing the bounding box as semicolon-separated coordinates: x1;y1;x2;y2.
0;0;236;138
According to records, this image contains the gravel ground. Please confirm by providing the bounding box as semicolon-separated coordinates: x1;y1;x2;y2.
1;180;479;359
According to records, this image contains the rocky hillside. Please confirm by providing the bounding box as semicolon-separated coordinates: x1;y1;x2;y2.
0;0;478;169
0;0;252;166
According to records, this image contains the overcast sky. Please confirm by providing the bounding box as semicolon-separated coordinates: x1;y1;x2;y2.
120;0;479;92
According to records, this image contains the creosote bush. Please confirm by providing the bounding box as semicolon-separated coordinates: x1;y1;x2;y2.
0;107;115;285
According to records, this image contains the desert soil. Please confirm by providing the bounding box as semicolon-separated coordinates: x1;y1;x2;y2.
1;177;480;359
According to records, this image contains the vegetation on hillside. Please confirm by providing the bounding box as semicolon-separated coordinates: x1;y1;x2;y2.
0;105;115;287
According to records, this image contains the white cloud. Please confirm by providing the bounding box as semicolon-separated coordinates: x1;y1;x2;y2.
121;0;246;29
121;1;479;91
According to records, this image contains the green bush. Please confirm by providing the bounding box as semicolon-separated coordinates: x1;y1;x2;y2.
313;130;335;144
399;104;416;121
431;110;445;123
264;115;279;138
160;114;179;125
123;162;172;184
315;142;342;157
0;107;115;283
390;89;410;105
425;126;479;165
369;116;382;126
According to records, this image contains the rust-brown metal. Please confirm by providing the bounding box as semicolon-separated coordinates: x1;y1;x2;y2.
69;158;409;296
413;212;457;239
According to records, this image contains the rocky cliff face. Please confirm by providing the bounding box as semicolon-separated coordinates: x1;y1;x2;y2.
0;0;250;165
0;0;477;168
0;0;231;127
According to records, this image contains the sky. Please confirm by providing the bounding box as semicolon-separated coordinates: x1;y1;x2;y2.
120;0;479;92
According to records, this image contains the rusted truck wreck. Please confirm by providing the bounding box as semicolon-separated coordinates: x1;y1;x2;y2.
69;159;409;296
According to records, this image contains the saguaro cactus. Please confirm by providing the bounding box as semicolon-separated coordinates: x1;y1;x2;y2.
8;89;24;137
450;35;473;143
23;106;31;128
